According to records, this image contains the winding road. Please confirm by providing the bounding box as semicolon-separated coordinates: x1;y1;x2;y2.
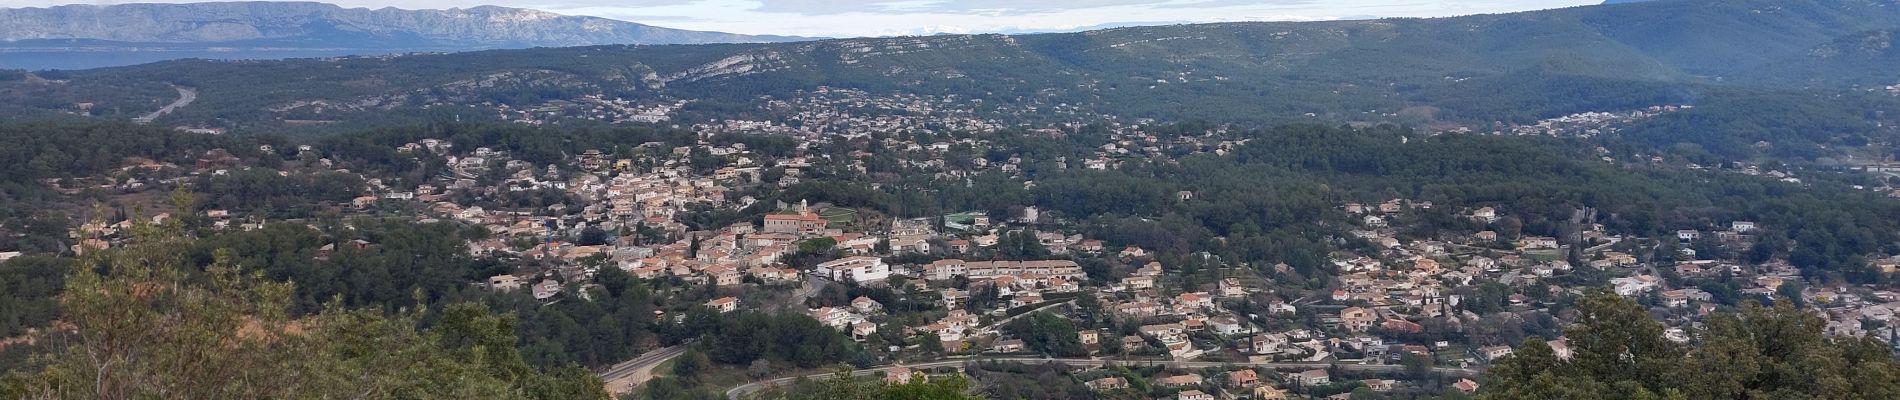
133;86;196;124
600;345;688;395
602;275;830;394
724;356;1482;399
981;299;1076;329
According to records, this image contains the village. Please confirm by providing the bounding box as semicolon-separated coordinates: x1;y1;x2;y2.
357;130;1900;398
41;87;1900;399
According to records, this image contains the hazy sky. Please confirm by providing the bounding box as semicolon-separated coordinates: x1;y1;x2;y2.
7;0;1602;37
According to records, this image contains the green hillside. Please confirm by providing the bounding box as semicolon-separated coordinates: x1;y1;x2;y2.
3;0;1898;129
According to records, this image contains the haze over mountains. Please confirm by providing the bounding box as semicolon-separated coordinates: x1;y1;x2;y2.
0;2;807;70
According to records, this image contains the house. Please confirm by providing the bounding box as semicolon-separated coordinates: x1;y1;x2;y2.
1611;275;1662;296
1474;230;1499;242
1731;221;1757;233
1227;369;1259;388
1479;345;1514;361
1364;216;1387;228
1472;207;1499;223
810;307;861;329
1362;379;1396;392
1660;289;1694;307
938;288;967;309
1139;323;1187;341
993;339;1026;353
1178;292;1214;309
1254;387;1289;400
1677;230;1701;242
1085;377;1128;391
1177;390;1213;400
531;280;561;301
1454;379;1481;393
1252;333;1289;354
1076;239;1106;252
882;366;912;385
852;296;884;313
1516;236;1559;249
852;322;879;341
487;275;522;292
1219;278;1248;298
1210;317;1246;336
1121;335;1149;352
1116;301;1162;318
1154;374;1203;388
1120;246;1148;258
1548;338;1572;360
711;268;743;286
706;297;739;313
1339;307;1377;332
1382;319;1425;334
1295;369;1330;386
1120;275;1156;290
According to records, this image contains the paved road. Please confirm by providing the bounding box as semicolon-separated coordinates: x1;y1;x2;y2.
598;276;826;394
1582;237;1622;253
600;345;688;395
724;356;1481;398
980;299;1075;329
134;86;196;124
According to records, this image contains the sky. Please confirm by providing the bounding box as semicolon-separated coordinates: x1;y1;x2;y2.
7;0;1603;37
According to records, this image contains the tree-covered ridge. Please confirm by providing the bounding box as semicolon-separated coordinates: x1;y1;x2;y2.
880;123;1900;283
4;0;1898;129
0;219;608;399
1480;292;1900;399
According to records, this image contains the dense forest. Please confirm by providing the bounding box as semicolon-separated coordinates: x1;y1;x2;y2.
745;122;1900;286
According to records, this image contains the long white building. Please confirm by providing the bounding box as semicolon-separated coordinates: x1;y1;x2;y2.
922;259;1085;281
814;256;892;284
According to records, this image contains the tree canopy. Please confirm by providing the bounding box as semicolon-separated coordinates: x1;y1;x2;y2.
1480;292;1900;400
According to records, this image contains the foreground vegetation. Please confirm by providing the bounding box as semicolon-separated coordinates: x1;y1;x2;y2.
0;219;607;399
1481;293;1900;400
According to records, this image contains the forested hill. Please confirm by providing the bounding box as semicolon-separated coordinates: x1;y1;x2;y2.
4;0;1899;129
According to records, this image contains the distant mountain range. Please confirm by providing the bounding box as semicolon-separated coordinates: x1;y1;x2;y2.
3;0;1897;131
0;2;808;69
